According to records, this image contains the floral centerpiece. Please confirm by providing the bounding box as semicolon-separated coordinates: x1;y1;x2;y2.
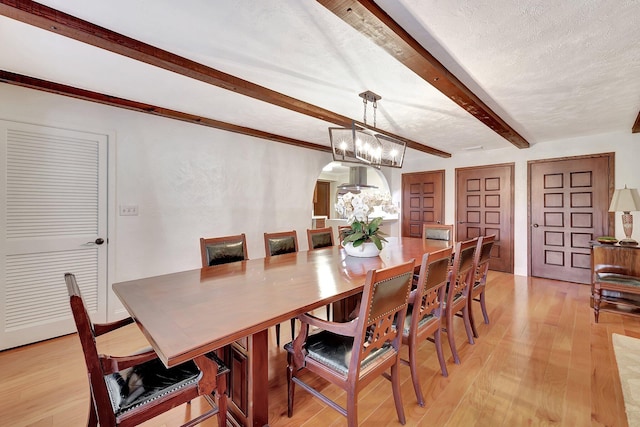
335;191;398;256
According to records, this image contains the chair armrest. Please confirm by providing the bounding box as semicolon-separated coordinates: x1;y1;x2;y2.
93;317;135;336
594;264;630;275
100;348;158;374
297;312;358;337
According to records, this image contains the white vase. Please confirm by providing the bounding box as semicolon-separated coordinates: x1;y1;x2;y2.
343;241;381;258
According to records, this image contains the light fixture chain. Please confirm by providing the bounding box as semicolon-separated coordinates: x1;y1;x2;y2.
373;99;377;128
363;97;367;125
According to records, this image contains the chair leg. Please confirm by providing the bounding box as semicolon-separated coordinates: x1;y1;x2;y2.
446;312;460;364
390;362;406;425
468;294;479;339
87;401;98;427
462;303;475;345
276;324;281;347
346;387;358;427
286;354;296;417
216;375;228;427
433;327;448;377
407;340;425;406
479;289;489;324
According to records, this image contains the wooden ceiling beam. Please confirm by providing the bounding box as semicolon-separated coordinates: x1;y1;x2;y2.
633;111;640;133
0;0;450;158
318;0;530;149
0;70;331;153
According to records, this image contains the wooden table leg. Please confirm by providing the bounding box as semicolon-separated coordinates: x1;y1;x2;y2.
248;329;269;427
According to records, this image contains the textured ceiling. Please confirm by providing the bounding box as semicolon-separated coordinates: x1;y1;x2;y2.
0;0;638;160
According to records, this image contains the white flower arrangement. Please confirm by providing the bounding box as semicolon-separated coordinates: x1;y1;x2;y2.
335;191;398;249
335;191;397;222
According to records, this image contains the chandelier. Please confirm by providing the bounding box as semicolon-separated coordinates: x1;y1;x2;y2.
329;91;406;168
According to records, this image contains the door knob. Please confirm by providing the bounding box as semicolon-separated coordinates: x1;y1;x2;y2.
85;238;105;245
532;224;539;228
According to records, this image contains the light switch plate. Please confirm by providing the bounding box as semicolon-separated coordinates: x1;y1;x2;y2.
119;205;138;216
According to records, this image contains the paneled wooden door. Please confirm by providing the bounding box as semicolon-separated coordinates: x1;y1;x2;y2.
401;170;445;237
529;154;613;284
456;164;514;273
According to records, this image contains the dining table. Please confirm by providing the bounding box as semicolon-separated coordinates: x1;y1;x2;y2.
112;236;449;426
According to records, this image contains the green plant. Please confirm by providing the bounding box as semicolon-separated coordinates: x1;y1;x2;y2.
340;217;387;250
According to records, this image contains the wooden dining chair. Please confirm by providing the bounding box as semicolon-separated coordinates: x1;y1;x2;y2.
307;227;334;250
264;230;298;256
264;230;299;346
443;237;477;364
401;247;453;406
337;225;352;244
423;223;454;246
200;233;248;267
469;235;496;337
307;227;334;320
285;259;415;427
65;273;229;427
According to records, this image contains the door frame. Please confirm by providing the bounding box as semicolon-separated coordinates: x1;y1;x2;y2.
527;152;615;279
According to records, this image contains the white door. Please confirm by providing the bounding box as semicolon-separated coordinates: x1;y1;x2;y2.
0;120;108;350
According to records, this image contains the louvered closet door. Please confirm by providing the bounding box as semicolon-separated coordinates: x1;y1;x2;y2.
0;121;107;350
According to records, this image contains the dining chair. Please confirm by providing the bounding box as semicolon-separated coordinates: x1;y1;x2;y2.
401;247;453;406
307;226;334;250
337;225;352;244
264;230;299;346
468;235;496;337
200;233;248;267
423;223;454;246
307;227;334;320
65;273;229;427
443;237;477;364
285;259;415;427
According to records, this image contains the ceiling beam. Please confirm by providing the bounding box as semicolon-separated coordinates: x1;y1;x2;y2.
317;0;530;149
0;0;450;158
0;70;331;153
633;111;640;133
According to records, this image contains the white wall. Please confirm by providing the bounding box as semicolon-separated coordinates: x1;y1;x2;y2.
0;84;333;316
395;132;640;276
3;83;639;303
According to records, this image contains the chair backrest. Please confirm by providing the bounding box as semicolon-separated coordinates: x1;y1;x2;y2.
200;233;248;267
264;230;298;257
307;227;334;250
448;238;478;304
473;234;495;283
423;224;454;245
65;273;118;426
351;259;415;374
409;247;453;333
337;225;351;242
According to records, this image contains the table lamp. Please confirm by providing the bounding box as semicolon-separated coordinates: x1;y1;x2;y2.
609;185;640;245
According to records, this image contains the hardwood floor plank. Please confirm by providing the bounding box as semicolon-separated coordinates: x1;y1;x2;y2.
0;272;634;427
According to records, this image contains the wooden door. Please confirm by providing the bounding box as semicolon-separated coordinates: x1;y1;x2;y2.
529;154;613;284
401;170;445;237
456;164;514;273
313;181;330;218
0;120;108;350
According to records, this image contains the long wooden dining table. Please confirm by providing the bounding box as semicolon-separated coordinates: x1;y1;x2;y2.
112;237;449;426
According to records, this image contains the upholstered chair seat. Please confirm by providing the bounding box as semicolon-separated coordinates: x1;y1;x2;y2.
105;355;227;417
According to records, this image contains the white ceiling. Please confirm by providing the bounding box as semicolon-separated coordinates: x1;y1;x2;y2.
1;0;638;160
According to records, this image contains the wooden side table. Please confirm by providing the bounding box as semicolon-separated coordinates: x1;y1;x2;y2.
591;243;640;322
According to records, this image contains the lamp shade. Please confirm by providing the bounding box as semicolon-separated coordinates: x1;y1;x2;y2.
609;186;640;212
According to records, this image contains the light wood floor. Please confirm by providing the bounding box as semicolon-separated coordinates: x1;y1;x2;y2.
0;272;635;426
